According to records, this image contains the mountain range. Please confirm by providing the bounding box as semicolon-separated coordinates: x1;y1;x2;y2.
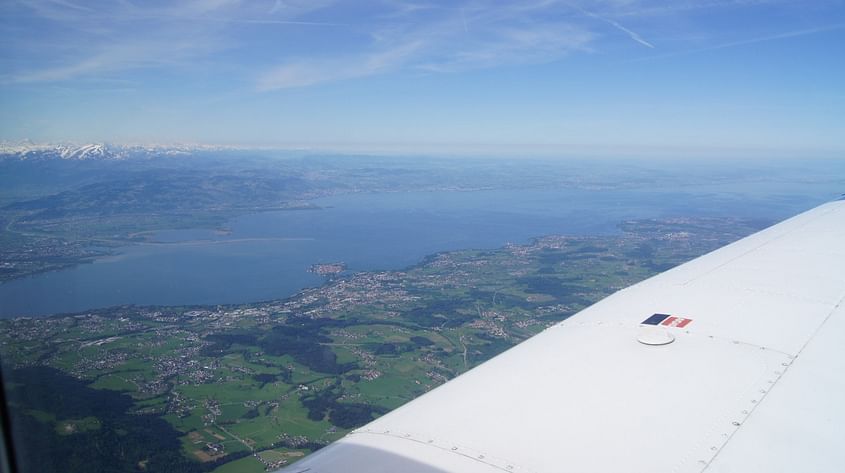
0;142;221;161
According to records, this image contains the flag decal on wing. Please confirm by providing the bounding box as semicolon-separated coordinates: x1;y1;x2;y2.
641;313;693;328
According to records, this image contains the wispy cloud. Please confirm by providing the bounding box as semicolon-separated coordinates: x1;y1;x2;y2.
2;0;337;83
45;0;93;13
6;37;221;83
606;0;786;19
257;41;425;90
201;17;342;26
257;2;594;90
3;0;840;91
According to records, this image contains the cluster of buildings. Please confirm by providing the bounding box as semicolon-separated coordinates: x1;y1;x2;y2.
0;234;104;282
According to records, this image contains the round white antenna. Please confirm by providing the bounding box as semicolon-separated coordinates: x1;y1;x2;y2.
637;325;675;346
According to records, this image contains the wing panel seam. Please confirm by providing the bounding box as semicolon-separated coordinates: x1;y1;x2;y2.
700;294;845;472
348;430;532;473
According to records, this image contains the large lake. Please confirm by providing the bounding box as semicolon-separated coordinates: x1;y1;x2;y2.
0;183;837;318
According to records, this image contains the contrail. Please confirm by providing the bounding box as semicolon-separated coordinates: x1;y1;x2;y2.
571;5;655;49
627;23;845;62
599;16;655;48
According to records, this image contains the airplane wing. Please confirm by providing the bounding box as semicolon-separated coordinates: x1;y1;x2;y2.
278;198;845;473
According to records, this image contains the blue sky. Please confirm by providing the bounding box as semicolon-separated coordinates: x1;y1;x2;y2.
0;0;843;156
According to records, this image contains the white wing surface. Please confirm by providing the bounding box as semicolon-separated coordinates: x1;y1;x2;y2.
278;199;845;473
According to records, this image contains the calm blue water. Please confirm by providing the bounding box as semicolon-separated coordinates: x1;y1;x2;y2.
0;185;835;318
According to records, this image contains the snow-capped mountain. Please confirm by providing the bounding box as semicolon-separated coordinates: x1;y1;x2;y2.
57;143;111;160
0;142;221;161
0;142;126;161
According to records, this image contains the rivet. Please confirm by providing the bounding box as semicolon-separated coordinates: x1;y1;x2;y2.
710;446;717;451
452;446;458;451
732;421;741;426
478;455;485;459
741;410;749;414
